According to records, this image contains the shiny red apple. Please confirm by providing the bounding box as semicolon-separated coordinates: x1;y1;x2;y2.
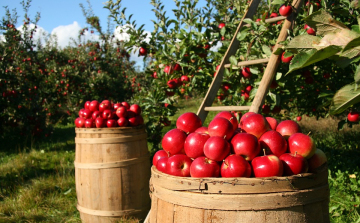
288;133;316;159
307;149;327;172
208;117;234;140
231;133;260;161
190;156;220;178
166;154;192;177
251;153;283;177
221;154;251;177
162;129;187;155
276;120;301;139
259;130;288;157
176;112;202;134
203;136;231;162
241;113;270;139
279;153;309;176
214;111;238;131
184;132;210;159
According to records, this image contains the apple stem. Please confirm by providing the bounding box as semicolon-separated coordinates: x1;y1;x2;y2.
307;131;312;136
295;151;297;156
263;149;266;156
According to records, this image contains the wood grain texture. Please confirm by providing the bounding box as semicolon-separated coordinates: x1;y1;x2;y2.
75;127;151;223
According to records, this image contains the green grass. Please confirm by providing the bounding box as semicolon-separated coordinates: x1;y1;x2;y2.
1;99;360;222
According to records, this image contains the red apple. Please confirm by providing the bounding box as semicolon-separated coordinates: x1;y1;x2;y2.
167;79;177;89
190;156;220;178
106;119;118;127
276;120;301;139
259;130;288;157
84;101;91;110
128;116;139;126
266;117;278;130
129;104;141;115
195;126;209;134
137;115;144;125
270;12;278;18
208;117;234;140
113;102;122;110
231;133;261;161
203;136;231;162
78;108;85;118
102;109;115;119
121;101;130;109
241;113;270;139
82;109;93;119
95;117;106;128
241;67;252;78
176;112;202;134
307;149;327;172
251;153;283;177
89;100;99;112
166;154;192;177
347;111;359;122
279;5;292;16
180;75;190;82
116;106;128;118
75;117;86;128
288;133;316;159
296;116;302;121
304;24;316;35
127;110;136;118
139;47;147;56
117;117;128;127
99;101;111;112
221;154;251;177
239;112;255;128
153;150;169;166
156;157;168;173
85;119;95;128
214;111;238;131
91;110;101;120
279;153;309;176
218;22;225;29
162;129;187;155
184;132;210;159
164;65;173;74
281;52;293;63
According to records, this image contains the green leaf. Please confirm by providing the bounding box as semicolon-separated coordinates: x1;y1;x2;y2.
355;65;360;84
286;35;321;50
341;35;360;59
286;46;341;75
220;27;226;36
229;55;238;66
237;29;248;41
262;45;272;57
330;83;360;115
273;47;283;55
304;10;349;36
271;0;285;5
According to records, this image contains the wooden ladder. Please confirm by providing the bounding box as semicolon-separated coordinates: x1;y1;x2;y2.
196;0;305;124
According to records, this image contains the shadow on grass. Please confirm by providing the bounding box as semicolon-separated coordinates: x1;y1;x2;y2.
0;124;76;156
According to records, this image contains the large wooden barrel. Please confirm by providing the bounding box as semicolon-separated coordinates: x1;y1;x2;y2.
149;164;329;223
75;126;151;223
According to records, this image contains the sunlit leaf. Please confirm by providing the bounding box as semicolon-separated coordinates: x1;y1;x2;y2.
330;83;360;115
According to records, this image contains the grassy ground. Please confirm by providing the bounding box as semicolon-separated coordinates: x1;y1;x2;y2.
0;98;359;222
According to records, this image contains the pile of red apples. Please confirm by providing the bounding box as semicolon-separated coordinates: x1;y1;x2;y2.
153;111;327;178
75;100;143;128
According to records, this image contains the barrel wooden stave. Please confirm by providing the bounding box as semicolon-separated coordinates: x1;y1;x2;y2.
149;165;330;223
75;127;150;223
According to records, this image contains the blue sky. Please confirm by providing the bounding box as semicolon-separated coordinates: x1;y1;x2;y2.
1;0;207;68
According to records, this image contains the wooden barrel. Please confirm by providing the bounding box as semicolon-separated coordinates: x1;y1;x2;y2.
75;126;151;223
149;164;330;223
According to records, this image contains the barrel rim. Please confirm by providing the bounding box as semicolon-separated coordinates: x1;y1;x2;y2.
75;125;145;133
150;163;328;193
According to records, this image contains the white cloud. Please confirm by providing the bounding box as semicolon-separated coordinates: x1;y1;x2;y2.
51;21;100;48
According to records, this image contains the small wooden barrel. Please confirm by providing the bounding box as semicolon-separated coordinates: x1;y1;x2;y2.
75;126;151;223
149;164;329;223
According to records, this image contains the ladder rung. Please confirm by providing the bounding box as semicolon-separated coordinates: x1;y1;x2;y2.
224;58;269;69
204;106;251;112
244;16;286;27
